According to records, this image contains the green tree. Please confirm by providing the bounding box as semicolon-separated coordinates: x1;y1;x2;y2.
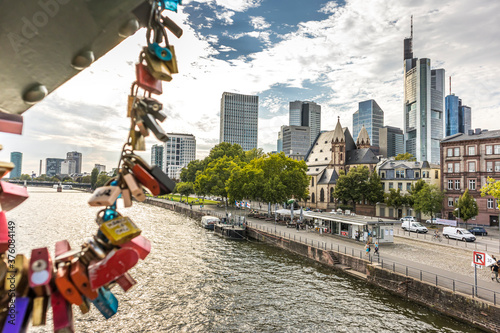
91;168;99;189
35;174;48;181
174;182;194;202
412;183;445;221
81;175;91;183
50;176;61;182
95;173;112;188
244;148;265;163
453;189;478;229
19;174;31;180
481;177;500;208
206;142;245;164
366;171;384;204
384;188;406;218
395;153;416;161
195;156;241;205
180;160;205;183
333;166;370;211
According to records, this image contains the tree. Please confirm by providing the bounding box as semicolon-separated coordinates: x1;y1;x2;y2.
95;173;112;188
395;153;416;161
81;175;91;183
453;189;478;229
180;160;205;183
19;174;31;181
333;166;370;211
244;148;265;163
91;168;99;189
412;183;445;221
196;156;241;205
384;188;406;218
174;182;194;202
366;171;384;204
481;177;500;208
206;142;245;164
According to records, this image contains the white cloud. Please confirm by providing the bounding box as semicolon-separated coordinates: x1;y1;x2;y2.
215;10;235;25
249;16;270;30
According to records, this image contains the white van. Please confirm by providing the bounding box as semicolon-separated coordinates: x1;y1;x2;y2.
442;227;476;242
401;220;428;233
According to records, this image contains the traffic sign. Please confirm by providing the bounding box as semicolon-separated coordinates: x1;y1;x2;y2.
473;251;486;266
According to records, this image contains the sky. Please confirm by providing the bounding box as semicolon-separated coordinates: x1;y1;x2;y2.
1;0;500;175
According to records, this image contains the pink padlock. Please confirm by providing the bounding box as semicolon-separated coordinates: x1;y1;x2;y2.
0;181;28;211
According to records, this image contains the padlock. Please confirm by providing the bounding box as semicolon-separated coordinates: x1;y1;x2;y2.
32;296;49;326
115;273;137;292
83;238;107;261
135;62;162;95
120;235;151;260
148;42;172;61
0;212;10;253
137;96;166;121
135;117;150;137
138;112;168;142
5;254;29;297
54;249;81;265
159;0;181;13
0;261;7;289
130;130;146;151
0;182;28;212
127;83;139;118
88;186;121;207
122;172;146;202
70;260;98;300
91;288;118;320
164;45;178;74
88;248;139;290
124;161;160;196
0;162;14;180
120;188;133;208
55;240;71;258
28;248;52;296
123;154;175;194
1;297;31;333
99;216;141;246
79;297;91;314
143;48;172;82
161;15;183;38
55;263;83;306
51;290;74;333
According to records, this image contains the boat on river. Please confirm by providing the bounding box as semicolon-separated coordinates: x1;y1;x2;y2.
201;216;220;230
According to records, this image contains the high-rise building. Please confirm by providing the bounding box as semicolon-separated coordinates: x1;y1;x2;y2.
151;144;164;170
219;92;258;151
94;164;106;173
164;133;196;180
277;130;283;153
379;126;404;158
445;94;471;137
403;18;445;164
281;125;310;160
352;99;384;147
61;159;76;175
289;101;321;147
46;158;64;177
9;152;22;178
66;151;82;174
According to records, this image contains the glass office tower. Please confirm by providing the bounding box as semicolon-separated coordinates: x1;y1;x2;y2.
220;92;259;151
289;101;321;148
352;99;384;147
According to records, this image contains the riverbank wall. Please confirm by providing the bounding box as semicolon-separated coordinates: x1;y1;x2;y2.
144;198;500;332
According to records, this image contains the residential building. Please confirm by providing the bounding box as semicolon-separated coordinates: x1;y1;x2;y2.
352;99;384;148
219;92;258;151
302;118;380;211
403;20;445;164
46;158;64;177
66;151;82;173
379;126;404;158
61;159;76;175
289;100;321;148
280;125;310;161
440;129;500;226
94;164;106;173
9;152;22;178
151;144;164;170
164;133;196;180
376;158;440;220
445;94;472;136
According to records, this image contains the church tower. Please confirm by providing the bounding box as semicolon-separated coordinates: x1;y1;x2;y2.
331;117;346;172
356;125;371;149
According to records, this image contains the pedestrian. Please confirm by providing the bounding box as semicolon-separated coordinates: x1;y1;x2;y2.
365;243;371;256
492;259;500;282
296;222;299;231
355;230;359;242
374;241;379;255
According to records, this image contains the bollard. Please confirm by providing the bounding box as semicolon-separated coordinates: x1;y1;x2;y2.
406;267;408;276
472;287;474;298
453;280;455;292
420;271;422;281
352;249;354;256
436;276;438;286
393;263;395;272
495;293;496;306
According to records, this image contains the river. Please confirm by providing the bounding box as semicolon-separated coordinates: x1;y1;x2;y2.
7;188;480;332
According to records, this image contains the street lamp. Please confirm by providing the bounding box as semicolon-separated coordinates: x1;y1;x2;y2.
455;207;460;227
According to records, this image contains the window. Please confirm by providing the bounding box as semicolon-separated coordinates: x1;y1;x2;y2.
455;180;460;190
406;183;411;191
389;182;393;189
447;148;453;157
486;146;493;155
468;146;476;156
320;188;325;202
380;207;385;217
448;197;454;207
388;208;393;217
447;164;453;173
487;161;493;172
398;183;403;190
497;199;499;210
469;179;476;190
454;163;460;173
381;183;385;190
396;170;405;178
448;180;453;190
381;172;385;179
435;170;438;179
468;161;476;172
415;172;420;178
496;162;500;172
311;178;314;186
488;198;494;209
311;193;315;203
407;209;412;216
495;145;500;154
454;147;460;156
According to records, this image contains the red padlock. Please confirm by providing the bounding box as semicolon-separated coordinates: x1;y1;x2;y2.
51;289;74;333
0;181;28;211
29;248;52;297
55;240;71;258
136;63;163;95
120;235;151;260
88;248;139;290
115;273;137;292
0;212;9;253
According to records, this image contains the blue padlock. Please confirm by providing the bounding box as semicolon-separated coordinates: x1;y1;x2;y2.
148;43;172;61
2;297;31;333
158;0;182;12
91;288;118;319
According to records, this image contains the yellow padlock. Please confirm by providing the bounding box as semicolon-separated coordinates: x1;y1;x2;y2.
32;296;49;326
143;48;172;82
165;45;178;74
99;216;141;246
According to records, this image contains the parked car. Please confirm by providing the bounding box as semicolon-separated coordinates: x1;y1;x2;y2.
468;227;488;236
401;220;428;233
400;216;416;222
426;218;437;224
443;227;476;242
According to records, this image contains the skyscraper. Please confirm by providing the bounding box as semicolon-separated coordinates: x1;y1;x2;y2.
219;92;258;151
164;133;196;180
379;126;404;158
352;99;384;147
280;125;310;160
445;94;471;137
403;18;445;164
61;160;76;175
66;151;82;174
151;144;164;171
9;152;22;178
289;101;321;147
277;130;283;153
46;158;64;177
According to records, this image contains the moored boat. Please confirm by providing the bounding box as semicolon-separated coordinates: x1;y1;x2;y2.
201;216;220;230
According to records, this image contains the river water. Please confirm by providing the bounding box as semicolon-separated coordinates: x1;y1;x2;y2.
7;188;480;332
